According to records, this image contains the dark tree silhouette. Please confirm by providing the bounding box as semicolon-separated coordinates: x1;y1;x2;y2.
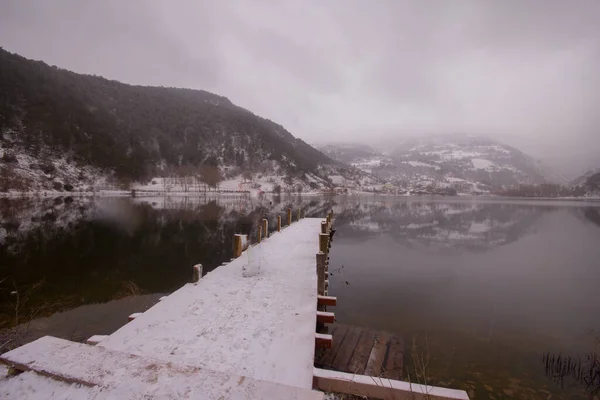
0;48;338;183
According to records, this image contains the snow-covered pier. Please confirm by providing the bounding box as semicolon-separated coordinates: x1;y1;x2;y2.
1;211;469;399
0;213;332;398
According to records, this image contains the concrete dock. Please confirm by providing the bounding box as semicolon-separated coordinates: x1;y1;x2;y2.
0;212;470;399
1;217;327;399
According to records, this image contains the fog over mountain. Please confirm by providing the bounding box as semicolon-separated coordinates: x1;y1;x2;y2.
1;1;599;177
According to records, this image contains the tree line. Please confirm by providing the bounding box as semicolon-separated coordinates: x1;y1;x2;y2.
0;48;335;184
494;183;596;197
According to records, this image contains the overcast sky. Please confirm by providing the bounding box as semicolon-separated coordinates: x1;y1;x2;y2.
1;0;599;175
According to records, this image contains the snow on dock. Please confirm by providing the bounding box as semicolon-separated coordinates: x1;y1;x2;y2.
97;217;323;389
1;212;470;399
0;217;326;399
0;336;323;399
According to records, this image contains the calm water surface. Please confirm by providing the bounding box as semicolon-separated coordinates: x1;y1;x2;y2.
1;195;599;399
0;195;329;339
329;197;600;399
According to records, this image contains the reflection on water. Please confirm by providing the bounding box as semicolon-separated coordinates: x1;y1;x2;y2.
2;293;163;347
1;195;600;399
335;200;549;252
581;207;600;227
0;195;331;339
328;198;600;399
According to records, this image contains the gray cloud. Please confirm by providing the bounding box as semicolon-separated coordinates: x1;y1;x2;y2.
1;0;599;175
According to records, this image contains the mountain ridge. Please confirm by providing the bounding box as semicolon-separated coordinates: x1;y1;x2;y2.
0;48;360;192
319;135;552;194
571;169;600;197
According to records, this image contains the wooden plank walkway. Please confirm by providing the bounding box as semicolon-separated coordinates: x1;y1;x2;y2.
315;324;404;379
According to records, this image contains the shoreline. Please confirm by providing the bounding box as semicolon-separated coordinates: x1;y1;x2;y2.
0;190;599;204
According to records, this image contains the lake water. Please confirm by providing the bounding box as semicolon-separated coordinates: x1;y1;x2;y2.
329;197;600;399
1;195;599;399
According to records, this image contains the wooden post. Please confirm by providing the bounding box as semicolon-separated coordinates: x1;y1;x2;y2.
277;215;281;232
128;312;143;322
315;333;333;349
321;221;327;234
262;218;268;239
233;234;244;258
297;208;301;221
317;295;337;306
192;263;203;283
319;233;329;254
287;208;292;226
257;225;262;243
86;335;109;346
317;252;326;296
317;311;335;324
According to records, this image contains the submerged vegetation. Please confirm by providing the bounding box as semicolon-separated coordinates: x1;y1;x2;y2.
543;341;600;397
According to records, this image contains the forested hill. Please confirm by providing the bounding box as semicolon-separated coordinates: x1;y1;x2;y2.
572;169;600;197
0;48;338;184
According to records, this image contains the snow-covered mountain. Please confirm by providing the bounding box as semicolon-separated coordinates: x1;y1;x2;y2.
318;143;380;165
320;135;549;194
0;49;363;193
571;169;600;197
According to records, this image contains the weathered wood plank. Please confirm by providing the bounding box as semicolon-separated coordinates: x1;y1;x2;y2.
85;335;108;346
315;333;333;349
262;218;269;239
319;233;329;253
364;331;391;377
316;252;326;296
313;367;469;400
346;329;376;375
314;325;335;365
127;312;142;321
317;295;337;306
383;334;404;380
316;311;335;324
233;233;244;258
0;336;325;400
315;324;406;384
317;325;348;366
332;326;362;372
192;263;203;283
